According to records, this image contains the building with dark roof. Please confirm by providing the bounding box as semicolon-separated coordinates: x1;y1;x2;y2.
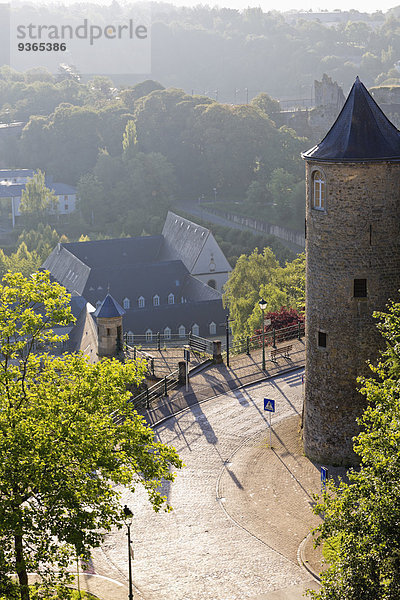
0;169;76;227
43;212;230;350
302;76;400;465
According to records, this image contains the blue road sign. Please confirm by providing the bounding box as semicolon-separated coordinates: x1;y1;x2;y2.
321;466;328;484
264;398;275;412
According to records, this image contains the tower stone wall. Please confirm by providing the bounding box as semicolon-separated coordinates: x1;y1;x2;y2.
97;315;123;357
304;160;400;465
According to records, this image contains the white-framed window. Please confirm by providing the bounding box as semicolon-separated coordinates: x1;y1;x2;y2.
153;294;160;307
168;293;174;305
207;279;216;289
209;322;216;335
164;327;171;340
178;325;186;338
192;323;199;336
138;296;145;308
145;329;153;342
312;170;325;210
126;331;134;344
123;297;130;309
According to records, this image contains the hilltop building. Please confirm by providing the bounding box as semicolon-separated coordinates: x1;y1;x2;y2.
302;76;400;465
0;169;76;227
43;212;230;349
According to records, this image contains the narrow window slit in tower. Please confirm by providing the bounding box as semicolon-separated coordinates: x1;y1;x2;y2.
354;279;367;298
318;331;326;348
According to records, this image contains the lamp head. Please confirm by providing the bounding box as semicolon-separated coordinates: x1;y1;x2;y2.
258;298;267;311
123;504;133;526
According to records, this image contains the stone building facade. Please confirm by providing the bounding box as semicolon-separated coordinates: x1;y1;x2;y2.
302;77;400;465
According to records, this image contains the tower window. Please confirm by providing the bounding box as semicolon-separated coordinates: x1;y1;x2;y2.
318;331;327;348
123;297;130;309
168;293;174;305
138;296;145;308
312;170;325;210
354;279;367;298
153;294;160;307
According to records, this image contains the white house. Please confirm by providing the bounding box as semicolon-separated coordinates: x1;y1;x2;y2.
0;169;76;227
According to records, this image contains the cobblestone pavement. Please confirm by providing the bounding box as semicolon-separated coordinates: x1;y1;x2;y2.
90;367;323;600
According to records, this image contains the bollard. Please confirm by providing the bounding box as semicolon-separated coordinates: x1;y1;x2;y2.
246;336;250;355
298;320;302;340
212;340;223;364
146;387;150;409
157;332;161;351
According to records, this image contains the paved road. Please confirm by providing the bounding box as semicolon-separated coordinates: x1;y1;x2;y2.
94;368;319;600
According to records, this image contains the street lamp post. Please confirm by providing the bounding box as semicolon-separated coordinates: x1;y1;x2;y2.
258;298;267;371
123;505;134;600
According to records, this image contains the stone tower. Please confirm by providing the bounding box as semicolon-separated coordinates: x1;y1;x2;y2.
93;294;125;358
302;77;400;466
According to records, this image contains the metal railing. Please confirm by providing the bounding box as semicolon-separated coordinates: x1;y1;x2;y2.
228;321;305;355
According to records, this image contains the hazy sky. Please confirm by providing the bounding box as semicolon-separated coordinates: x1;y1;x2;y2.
33;0;400;12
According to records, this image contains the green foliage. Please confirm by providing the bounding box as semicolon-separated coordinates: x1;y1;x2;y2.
307;298;400;600
223;249;305;338
19;171;58;227
250;92;281;117
0;272;182;600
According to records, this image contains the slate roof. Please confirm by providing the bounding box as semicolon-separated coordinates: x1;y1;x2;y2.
161;211;210;271
42;245;90;296
0;169;35;179
64;236;163;269
123;299;225;338
302;77;400;162
0;181;76;198
93;294;125;318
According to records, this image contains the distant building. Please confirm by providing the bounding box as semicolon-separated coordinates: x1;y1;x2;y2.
43;212;231;348
0;169;76;227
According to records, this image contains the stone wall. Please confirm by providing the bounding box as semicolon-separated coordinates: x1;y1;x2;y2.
304;160;400;465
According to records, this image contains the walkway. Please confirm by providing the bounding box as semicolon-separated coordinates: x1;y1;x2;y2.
85;346;335;600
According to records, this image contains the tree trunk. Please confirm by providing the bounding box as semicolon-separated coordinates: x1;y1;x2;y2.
15;533;29;600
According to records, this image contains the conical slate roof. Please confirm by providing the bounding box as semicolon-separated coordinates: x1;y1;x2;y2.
93;294;125;318
302;77;400;162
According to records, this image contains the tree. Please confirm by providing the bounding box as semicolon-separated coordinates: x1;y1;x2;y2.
223;248;305;338
0;271;182;600
19;171;57;227
308;298;400;600
250;92;281;118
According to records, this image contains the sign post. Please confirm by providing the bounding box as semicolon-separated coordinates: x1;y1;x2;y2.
321;466;328;495
264;398;275;448
184;348;190;392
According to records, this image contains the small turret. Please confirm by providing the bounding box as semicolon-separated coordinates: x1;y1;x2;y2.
93;294;125;358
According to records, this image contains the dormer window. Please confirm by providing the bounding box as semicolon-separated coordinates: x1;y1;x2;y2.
164;327;171;340
96;300;101;309
145;329;153;342
123;297;130;309
168;293;174;305
209;322;216;335
192;323;199;336
312;170;325;210
153;294;160;307
178;325;186;338
138;296;145;308
126;331;134;344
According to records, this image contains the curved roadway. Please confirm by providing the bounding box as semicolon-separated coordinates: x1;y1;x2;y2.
97;368;321;600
